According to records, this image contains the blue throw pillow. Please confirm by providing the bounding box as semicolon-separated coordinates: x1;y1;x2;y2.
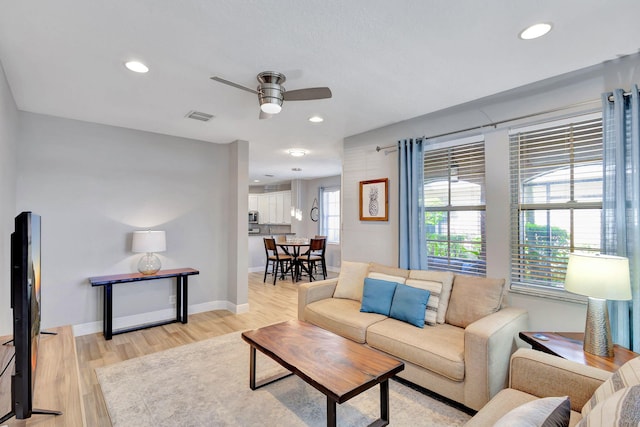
360;278;398;316
389;283;430;328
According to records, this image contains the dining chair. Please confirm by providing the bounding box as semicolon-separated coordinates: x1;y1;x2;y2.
298;238;327;281
263;237;294;285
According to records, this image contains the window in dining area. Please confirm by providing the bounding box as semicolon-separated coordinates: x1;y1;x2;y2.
320;186;340;244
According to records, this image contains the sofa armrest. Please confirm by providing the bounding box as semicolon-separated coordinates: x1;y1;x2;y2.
463;307;529;410
297;278;338;321
509;348;611;412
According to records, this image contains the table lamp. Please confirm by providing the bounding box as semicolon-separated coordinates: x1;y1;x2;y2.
132;230;166;275
564;253;631;357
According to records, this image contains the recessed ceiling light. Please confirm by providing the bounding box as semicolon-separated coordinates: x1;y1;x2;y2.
253;179;260;183
124;61;149;73
308;115;324;123
518;23;552;40
288;149;307;157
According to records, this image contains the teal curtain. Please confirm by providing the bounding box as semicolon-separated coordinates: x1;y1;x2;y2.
601;85;640;352
398;138;426;269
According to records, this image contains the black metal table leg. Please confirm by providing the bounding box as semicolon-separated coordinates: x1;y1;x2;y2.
327;398;337;427
182;275;188;323
175;276;182;322
380;379;390;426
104;284;113;340
249;345;257;390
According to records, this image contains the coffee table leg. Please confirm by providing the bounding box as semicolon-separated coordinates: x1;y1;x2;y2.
247;344;293;390
249;345;256;389
380;379;389;425
327;398;337;427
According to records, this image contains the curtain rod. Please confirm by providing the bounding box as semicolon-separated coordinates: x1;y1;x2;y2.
375;89;637;153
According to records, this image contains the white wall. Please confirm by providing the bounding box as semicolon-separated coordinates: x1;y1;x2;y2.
0;61;18;335
16;112;248;334
343;53;640;331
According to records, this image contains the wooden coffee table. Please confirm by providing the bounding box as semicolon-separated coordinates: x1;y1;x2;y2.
241;320;404;427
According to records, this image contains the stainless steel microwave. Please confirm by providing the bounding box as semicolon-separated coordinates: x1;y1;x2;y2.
249;211;259;223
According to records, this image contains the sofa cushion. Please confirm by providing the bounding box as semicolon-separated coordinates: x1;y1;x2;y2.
388;283;430;328
445;275;505;328
408;270;454;324
366;318;465;381
304;298;386;343
360;278;397;316
333;261;370;301
405;278;441;326
582;356;640;417
577;385;640;427
494;396;571;427
368;262;410;278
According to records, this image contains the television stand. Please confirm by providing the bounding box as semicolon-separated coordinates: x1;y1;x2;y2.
0;408;62;424
0;326;84;426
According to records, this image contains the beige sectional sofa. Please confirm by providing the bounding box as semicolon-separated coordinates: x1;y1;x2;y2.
297;261;529;411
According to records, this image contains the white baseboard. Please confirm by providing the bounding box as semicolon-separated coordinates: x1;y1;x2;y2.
72;300;249;337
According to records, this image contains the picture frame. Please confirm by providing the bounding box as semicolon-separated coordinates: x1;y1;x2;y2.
359;178;388;221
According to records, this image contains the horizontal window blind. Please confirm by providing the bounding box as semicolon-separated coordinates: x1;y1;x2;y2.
320;187;340;244
424;141;486;276
510;117;603;293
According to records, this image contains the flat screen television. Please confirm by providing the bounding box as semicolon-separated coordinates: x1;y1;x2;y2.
1;212;59;423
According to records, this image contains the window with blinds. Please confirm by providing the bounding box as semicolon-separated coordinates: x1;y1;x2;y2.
424;140;486;276
509;116;603;295
320;187;340;244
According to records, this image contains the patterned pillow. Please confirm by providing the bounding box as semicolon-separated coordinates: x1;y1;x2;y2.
494;396;570;427
582;357;640;417
577;385;640;426
407;270;454;324
368;271;406;284
405;278;441;326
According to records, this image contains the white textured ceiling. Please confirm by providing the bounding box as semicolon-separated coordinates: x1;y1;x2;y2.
1;1;639;184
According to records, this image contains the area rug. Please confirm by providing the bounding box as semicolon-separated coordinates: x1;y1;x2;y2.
96;331;471;426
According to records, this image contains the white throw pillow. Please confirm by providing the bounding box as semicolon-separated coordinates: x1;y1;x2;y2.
333;261;370;301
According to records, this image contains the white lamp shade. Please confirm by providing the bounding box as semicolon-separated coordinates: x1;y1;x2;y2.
564;253;632;300
132;230;166;253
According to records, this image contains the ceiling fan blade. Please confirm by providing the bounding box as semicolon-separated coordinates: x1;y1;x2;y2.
210;76;258;94
259;110;273;120
283;87;332;101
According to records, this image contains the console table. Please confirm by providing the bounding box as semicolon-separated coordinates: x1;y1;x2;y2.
519;331;638;373
89;268;199;340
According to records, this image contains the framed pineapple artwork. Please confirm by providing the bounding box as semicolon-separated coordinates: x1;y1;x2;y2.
359;178;388;221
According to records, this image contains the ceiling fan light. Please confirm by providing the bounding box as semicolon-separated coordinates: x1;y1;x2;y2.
260;101;282;114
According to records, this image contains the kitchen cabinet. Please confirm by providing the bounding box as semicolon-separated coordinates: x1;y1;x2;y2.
257;194;269;224
251;190;292;224
248;195;259;212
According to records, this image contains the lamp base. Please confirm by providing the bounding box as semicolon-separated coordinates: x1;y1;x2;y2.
137;253;161;275
583;297;613;357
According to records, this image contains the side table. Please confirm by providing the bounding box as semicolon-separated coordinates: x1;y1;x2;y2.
90;268;199;340
519;331;638;373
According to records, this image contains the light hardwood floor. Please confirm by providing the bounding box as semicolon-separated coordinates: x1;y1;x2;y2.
75;271;337;427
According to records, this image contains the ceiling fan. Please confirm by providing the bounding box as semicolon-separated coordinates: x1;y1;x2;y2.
210;71;332;119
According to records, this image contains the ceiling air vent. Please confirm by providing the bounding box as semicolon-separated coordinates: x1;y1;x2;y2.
185;110;214;122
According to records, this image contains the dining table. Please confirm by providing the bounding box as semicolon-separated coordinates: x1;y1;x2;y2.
277;239;311;282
